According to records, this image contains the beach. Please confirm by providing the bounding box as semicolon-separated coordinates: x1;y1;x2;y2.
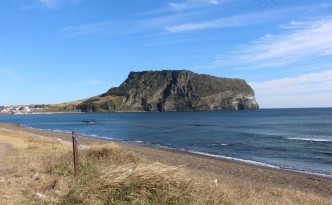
0;122;331;204
120;142;332;196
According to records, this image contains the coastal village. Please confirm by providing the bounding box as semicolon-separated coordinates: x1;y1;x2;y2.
0;105;48;114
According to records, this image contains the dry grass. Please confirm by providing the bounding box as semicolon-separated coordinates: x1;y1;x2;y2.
48;146;224;204
1;126;331;205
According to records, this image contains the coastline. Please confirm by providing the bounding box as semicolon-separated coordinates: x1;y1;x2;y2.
117;141;332;196
14;122;332;180
1;122;331;199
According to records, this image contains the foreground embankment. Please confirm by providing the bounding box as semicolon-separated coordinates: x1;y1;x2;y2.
0;122;331;204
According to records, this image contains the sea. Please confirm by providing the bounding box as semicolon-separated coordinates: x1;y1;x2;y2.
1;108;331;177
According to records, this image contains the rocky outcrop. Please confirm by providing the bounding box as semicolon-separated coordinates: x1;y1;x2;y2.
96;70;259;112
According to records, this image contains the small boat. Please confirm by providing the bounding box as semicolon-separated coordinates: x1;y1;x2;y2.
82;120;96;124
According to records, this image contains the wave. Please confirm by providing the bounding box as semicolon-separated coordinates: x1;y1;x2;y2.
188;151;332;178
278;166;332;179
188;151;280;169
80;133;115;141
20;124;72;134
287;137;332;142
187;124;214;127
209;143;229;147
130;140;145;144
20;124;113;141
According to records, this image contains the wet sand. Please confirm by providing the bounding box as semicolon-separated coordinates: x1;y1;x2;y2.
0;122;331;198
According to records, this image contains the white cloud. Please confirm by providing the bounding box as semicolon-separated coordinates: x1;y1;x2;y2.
254;20;332;61
197;16;332;70
164;14;256;32
256;93;332;108
279;20;310;29
135;0;225;16
165;7;305;32
62;22;115;37
87;80;100;85
321;49;332;56
168;0;223;11
62;12;191;37
38;0;80;9
250;69;332;108
237;16;332;66
39;0;60;9
165;22;212;32
74;80;101;87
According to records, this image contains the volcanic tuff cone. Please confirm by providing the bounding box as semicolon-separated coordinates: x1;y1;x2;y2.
78;70;259;112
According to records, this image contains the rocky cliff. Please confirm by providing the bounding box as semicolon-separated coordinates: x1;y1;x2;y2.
78;70;259;112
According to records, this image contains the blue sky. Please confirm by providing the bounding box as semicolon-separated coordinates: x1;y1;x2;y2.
1;0;332;108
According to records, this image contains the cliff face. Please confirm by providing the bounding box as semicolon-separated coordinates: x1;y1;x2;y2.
96;70;259;112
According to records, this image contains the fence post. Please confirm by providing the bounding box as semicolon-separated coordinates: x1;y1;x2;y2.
72;131;79;176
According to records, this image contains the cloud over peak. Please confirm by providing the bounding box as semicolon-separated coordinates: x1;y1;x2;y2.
252;17;332;62
208;15;332;71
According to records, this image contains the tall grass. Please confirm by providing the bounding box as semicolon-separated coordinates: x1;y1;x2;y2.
50;145;222;204
29;144;226;204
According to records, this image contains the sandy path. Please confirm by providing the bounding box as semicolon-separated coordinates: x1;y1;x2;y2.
0;142;13;162
0;127;17;162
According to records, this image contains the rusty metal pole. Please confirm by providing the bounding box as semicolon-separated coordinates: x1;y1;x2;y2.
72;131;79;176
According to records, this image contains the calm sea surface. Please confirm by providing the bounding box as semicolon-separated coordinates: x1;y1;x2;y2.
1;108;331;176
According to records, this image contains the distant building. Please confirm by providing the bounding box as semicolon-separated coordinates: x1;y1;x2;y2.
22;106;31;112
0;105;39;114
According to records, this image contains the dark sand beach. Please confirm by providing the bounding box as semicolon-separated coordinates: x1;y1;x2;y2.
0;122;331;204
119;142;332;196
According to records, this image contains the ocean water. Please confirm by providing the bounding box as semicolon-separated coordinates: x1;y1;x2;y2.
1;108;331;176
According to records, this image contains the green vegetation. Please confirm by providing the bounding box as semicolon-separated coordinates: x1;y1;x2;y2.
75;70;258;112
102;87;128;97
190;75;254;97
76;98;101;112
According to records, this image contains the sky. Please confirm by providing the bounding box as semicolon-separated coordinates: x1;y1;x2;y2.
1;0;332;108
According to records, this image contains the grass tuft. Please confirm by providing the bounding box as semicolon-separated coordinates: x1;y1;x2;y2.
48;162;72;177
60;163;196;205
